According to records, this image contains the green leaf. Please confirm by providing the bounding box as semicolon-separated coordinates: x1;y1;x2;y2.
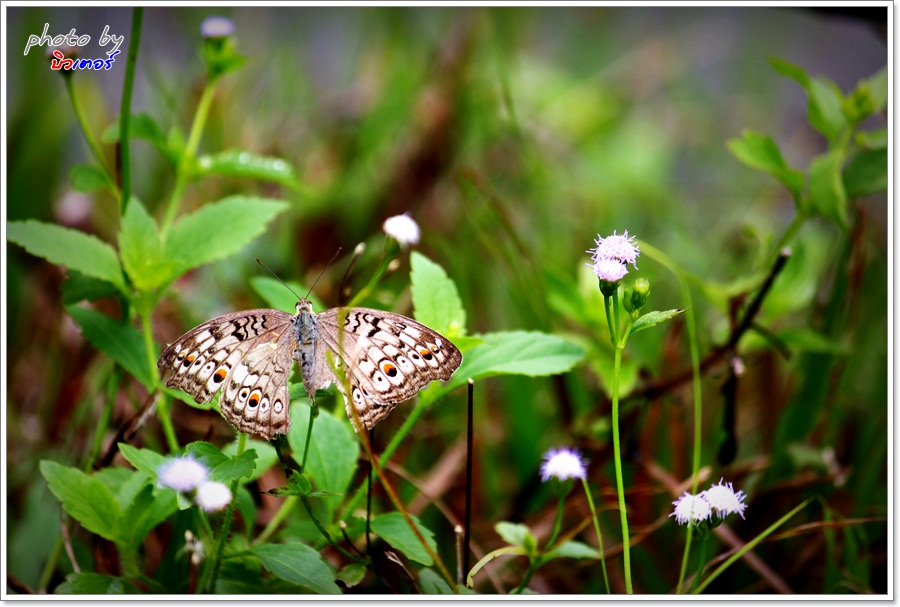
249;276;322;313
263;469;313;497
118;443;167;477
102;113;170;159
66;305;155;390
119;483;177;549
411;252;467;337
495;521;534;548
252;542;340;594
184;441;230;470
40;461;123;542
119;198;179;291
370;512;438;566
843;148;887;199
417;568;454;594
61;270;120;305
544;540;599;561
8;220;124;288
69;164;111;193
807;150;849;228
630;309;685;335
208;449;257;484
844;66;888;123
163;196;289;274
770;57;845;142
336;563;367;589
54;572;127;594
446;331;585;393
286;402;358;517
197;150;301;190
223;439;279;482
727;131;804;202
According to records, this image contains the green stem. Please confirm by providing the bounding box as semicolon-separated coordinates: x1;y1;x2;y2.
676;522;695;594
254;496;297;546
611;343;633;593
466;546;525;589
86;365;122;470
118;7;143;210
37;535;65;592
64;75;120;201
161;81;218;235
156;396;180;454
688;535;709;594
205;480;239;593
582;478;610;594
603;293;617;344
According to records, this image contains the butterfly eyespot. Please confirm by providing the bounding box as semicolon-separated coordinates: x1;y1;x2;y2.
248;390;262;408
191;356;205;368
380;361;398;377
409;350;421;361
238;387;250;402
373;373;387;386
182;353;197;368
175;350;186;361
212;367;228;383
352;387;365;405
430;342;441;353
273;400;283;414
259;397;270;412
419;348;433;361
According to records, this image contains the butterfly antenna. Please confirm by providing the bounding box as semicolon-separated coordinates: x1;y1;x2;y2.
255;258;302;301
304;247;343;299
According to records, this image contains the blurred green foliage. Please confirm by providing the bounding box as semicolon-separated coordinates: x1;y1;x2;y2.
6;6;887;595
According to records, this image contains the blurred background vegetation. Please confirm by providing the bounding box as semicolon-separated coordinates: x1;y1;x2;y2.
6;6;888;594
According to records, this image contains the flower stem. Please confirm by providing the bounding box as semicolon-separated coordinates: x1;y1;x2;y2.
688;535;709;594
118;7;143;209
63;74;120;202
161;81;218;235
581;478;610;594
611;343;633;593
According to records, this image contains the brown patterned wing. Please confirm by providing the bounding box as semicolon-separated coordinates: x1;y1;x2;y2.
157;309;297;440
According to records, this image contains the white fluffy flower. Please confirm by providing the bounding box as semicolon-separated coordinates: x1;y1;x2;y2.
195;481;233;512
670;491;712;526
704;479;747;519
540;447;587;482
382;214;421;247
158;456;208;493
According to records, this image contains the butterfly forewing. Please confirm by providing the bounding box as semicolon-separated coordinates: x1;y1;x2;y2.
314;307;463;430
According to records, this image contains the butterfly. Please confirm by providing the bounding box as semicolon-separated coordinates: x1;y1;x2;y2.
157;298;462;440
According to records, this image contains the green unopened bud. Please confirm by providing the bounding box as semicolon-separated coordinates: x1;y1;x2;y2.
631;278;650;310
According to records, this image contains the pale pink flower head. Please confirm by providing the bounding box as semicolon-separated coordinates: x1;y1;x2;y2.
201;16;235;38
158;456;208;493
589;230;640;269
592;257;628;282
540;447;587;482
195;481;233;512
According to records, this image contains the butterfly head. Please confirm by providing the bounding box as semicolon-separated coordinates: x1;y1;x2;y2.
296;298;314;316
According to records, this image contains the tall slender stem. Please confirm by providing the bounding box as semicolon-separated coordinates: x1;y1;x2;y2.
611;343;633;593
118;7;143;210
